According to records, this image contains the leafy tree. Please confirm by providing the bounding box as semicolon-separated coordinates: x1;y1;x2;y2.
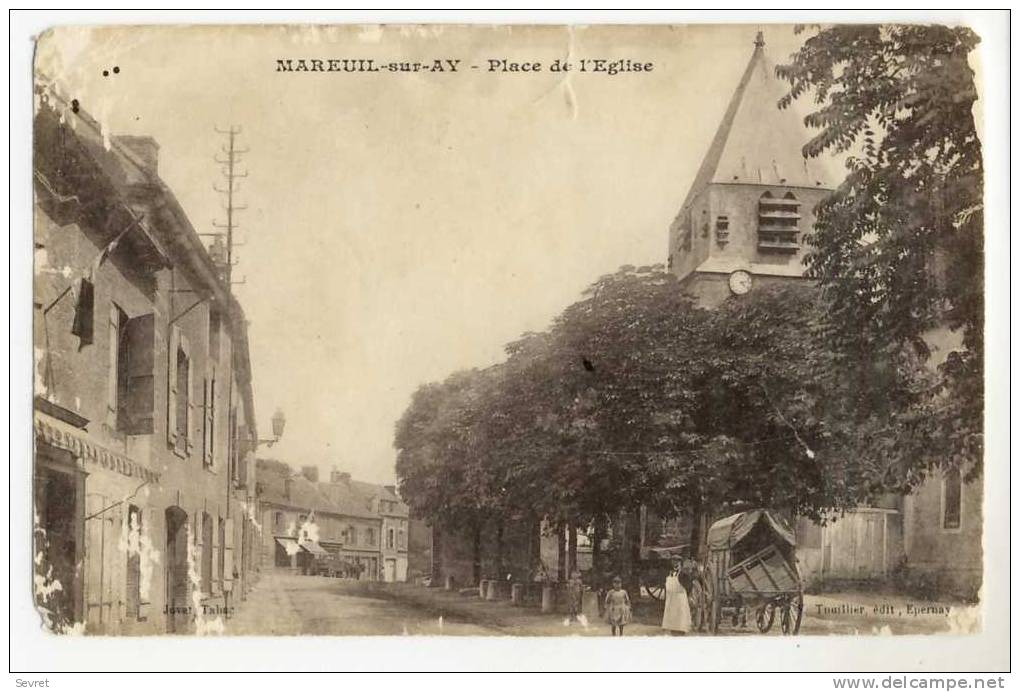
777;24;983;475
395;369;505;582
396;266;929;586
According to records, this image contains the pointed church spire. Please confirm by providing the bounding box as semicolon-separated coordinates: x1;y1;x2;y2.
675;30;835;214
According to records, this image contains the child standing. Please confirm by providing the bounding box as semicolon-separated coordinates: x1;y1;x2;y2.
604;576;632;636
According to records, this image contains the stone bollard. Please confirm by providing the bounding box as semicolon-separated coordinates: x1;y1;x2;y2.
479;579;488;598
444;575;455;591
581;590;601;622
486;580;498;601
541;584;556;613
511;583;524;606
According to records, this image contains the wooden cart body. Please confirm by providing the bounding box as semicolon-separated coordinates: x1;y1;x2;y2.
705;509;804;634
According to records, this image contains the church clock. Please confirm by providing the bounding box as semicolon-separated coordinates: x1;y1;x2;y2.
728;270;752;295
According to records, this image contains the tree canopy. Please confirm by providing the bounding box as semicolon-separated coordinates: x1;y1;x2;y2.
777;24;983;475
395;266;927;563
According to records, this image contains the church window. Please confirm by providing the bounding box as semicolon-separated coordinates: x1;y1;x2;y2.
942;468;962;531
715;216;730;246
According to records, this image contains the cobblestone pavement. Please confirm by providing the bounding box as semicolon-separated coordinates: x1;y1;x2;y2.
225;570;979;637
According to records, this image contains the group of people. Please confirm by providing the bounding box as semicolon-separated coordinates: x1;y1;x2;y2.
561;562;693;637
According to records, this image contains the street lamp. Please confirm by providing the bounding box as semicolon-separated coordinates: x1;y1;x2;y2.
256;408;286;448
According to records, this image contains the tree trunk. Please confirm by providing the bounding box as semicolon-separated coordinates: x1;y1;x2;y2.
690;501;710;563
496;523;505;580
591;517;604;589
567;521;578;576
431;523;442;584
556;522;567;582
472;523;482;585
529;517;541;575
612;509;642;598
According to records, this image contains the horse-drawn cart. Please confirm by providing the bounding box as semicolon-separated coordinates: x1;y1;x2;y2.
704;509;804;635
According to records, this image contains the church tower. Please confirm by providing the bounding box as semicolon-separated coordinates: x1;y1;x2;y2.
668;32;838;307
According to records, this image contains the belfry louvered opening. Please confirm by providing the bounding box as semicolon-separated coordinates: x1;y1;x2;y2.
757;191;800;253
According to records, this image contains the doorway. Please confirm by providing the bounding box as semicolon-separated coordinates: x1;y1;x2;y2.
33;447;85;630
165;506;190;633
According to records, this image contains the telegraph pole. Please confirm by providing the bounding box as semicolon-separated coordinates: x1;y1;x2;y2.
210;126;248;287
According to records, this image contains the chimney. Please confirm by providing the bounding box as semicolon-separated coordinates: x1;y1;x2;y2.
114;135;160;176
330;469;351;485
300;465;319;483
284;477;293;501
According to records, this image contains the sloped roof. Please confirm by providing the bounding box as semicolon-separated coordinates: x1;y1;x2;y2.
349;480;409;517
679;33;837;213
319;480;380;520
257;462;377;519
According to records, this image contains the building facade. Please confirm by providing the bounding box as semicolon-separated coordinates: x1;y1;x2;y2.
256;463;409;582
351;480;409;583
33;87;261;634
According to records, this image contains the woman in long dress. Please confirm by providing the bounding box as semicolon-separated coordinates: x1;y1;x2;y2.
662;564;692;635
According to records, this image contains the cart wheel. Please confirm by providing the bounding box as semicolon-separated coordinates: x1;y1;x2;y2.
779;592;804;635
756;601;776;633
645;584;665;602
791;591;804;635
688;579;707;632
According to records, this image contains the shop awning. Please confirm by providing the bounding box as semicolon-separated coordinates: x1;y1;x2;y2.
299;540;330;557
34;408;161;484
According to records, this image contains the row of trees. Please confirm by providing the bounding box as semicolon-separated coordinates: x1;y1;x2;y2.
395;24;983;584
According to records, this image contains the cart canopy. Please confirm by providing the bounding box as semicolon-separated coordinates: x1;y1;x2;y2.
707;509;795;551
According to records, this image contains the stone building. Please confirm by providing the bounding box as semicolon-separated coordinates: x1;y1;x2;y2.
33;86;260;634
349;479;410;582
256;462;410;582
668;33;981;599
256;462;381;577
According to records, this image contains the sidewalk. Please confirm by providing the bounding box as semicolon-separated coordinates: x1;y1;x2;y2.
225;571;305;635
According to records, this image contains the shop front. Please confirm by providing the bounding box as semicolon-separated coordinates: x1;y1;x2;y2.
33;403;162;634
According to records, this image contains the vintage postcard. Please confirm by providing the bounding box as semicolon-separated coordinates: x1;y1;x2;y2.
28;19;995;658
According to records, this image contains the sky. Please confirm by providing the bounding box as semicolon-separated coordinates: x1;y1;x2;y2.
36;24;827;484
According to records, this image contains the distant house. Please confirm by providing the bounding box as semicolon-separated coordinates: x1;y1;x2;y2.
256;462;380;578
348;478;410;583
255;462;412;582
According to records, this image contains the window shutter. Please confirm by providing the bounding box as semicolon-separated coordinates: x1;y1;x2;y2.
202;378;213;466
211;517;221;594
167;325;180;446
182;335;195;455
223;518;235;591
107;306;120;416
71;277;95;345
121;314;155;434
238;444;248;488
209;377;216;467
